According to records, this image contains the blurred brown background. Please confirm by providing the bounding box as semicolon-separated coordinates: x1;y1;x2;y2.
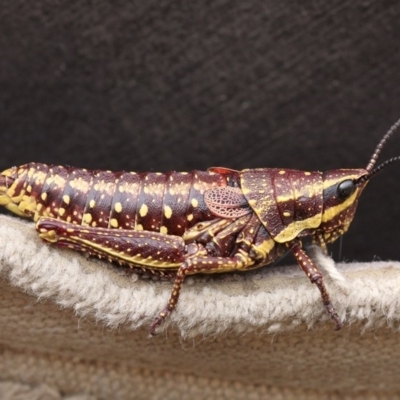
1;0;400;261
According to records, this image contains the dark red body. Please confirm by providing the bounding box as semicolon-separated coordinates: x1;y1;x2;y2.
0;159;372;334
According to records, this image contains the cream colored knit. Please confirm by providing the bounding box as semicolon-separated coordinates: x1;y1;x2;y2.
1;214;400;399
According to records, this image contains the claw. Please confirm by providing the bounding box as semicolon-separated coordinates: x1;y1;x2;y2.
332;312;343;330
149;309;171;336
324;301;343;330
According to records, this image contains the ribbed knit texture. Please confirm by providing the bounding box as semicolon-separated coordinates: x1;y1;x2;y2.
1;215;400;399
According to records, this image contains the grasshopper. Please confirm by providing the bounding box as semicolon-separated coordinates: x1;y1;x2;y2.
0;121;399;334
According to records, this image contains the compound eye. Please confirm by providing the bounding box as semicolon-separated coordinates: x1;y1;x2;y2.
337;179;355;199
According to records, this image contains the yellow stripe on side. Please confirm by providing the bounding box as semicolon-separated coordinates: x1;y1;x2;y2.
322;174;360;190
252;238;275;259
73;237;182;268
321;172;364;224
273;214;321;243
321;190;359;223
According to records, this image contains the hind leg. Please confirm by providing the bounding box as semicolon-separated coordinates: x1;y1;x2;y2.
149;251;253;335
36;217;185;269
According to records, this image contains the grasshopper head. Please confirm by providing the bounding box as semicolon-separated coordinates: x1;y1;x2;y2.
318;119;400;244
319;168;369;243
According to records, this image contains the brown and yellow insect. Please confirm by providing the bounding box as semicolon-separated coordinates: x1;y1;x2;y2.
0;121;399;334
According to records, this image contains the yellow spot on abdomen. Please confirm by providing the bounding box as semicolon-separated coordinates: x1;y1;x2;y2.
279;170;286;175
41;192;47;201
89;199;96;208
139;204;148;217
59;207;66;217
110;218;119;228
83;213;92;224
191;198;198;208
63;195;70;204
160;226;168;234
114;202;122;213
164;205;172;219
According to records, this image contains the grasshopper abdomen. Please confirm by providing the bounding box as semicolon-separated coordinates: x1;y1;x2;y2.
1;163;238;236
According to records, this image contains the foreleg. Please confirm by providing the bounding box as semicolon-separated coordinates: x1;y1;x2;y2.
292;243;342;330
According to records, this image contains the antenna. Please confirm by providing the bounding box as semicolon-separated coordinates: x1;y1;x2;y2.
364;156;400;181
366;118;400;172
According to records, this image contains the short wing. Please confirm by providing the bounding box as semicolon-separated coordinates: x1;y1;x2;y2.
204;186;252;218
